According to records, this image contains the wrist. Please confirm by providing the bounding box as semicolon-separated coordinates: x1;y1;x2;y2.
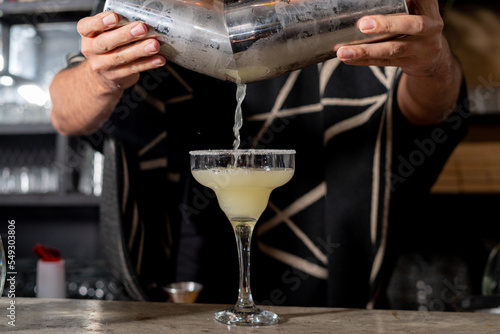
397;38;463;125
428;36;456;78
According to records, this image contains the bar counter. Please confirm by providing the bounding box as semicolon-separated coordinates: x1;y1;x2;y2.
1;297;499;333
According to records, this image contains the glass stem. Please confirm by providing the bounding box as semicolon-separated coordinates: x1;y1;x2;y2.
233;224;256;311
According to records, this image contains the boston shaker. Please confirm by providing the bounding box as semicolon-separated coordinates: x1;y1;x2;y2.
103;0;408;82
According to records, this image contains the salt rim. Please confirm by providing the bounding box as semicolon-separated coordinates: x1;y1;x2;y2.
189;149;296;155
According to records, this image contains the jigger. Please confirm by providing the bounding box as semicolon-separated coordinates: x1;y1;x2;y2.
164;281;203;303
103;0;408;83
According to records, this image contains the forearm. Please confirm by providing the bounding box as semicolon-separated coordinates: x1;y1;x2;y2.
49;60;123;136
397;37;463;125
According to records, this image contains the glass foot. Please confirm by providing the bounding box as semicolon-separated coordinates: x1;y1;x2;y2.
214;307;279;326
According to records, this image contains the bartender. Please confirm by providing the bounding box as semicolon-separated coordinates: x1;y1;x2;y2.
49;0;468;308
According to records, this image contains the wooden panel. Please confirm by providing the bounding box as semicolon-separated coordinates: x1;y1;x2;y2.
432;142;500;193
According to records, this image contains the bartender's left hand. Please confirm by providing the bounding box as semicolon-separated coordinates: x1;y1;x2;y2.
336;0;446;78
337;0;464;126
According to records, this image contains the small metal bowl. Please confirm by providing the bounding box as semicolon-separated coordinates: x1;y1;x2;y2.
163;281;203;303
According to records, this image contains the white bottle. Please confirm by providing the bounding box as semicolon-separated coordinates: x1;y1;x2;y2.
36;259;66;299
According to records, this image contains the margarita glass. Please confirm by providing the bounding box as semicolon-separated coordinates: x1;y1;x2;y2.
190;149;295;326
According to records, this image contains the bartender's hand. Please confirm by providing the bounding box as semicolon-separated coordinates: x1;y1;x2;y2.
50;12;166;136
78;11;166;92
336;0;463;125
336;0;443;77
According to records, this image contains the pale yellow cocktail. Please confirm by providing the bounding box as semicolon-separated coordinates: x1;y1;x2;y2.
190;149;295;326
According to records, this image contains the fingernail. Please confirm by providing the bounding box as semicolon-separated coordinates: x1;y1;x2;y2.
359;18;376;32
102;14;117;27
131;24;147;37
145;42;159;54
337;48;355;60
152;57;165;67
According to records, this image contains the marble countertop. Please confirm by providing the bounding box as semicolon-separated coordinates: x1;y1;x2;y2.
1;297;499;333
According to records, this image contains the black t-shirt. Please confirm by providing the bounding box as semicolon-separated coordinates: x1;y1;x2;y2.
82;0;469;308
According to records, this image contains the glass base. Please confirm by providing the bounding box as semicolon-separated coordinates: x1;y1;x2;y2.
214;306;279;326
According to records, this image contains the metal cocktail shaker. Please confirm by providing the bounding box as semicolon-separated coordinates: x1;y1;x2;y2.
103;0;408;83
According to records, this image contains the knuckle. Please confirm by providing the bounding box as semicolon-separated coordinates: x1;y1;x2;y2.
350;47;364;59
81;46;91;58
390;44;407;57
129;63;141;74
113;53;127;65
76;18;91;36
383;19;393;33
95;37;111;53
414;17;426;34
89;61;104;74
435;17;444;32
77;16;98;37
90;63;103;73
360;48;369;59
76;21;85;35
436;23;444;34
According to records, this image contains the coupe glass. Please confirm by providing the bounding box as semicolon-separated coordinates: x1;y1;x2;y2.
190;149;295;326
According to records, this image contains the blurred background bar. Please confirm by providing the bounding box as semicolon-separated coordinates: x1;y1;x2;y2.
0;0;499;310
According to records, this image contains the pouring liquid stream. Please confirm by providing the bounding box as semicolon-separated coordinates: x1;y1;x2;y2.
232;80;247;151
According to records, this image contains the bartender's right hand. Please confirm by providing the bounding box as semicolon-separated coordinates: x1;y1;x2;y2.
77;11;166;93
